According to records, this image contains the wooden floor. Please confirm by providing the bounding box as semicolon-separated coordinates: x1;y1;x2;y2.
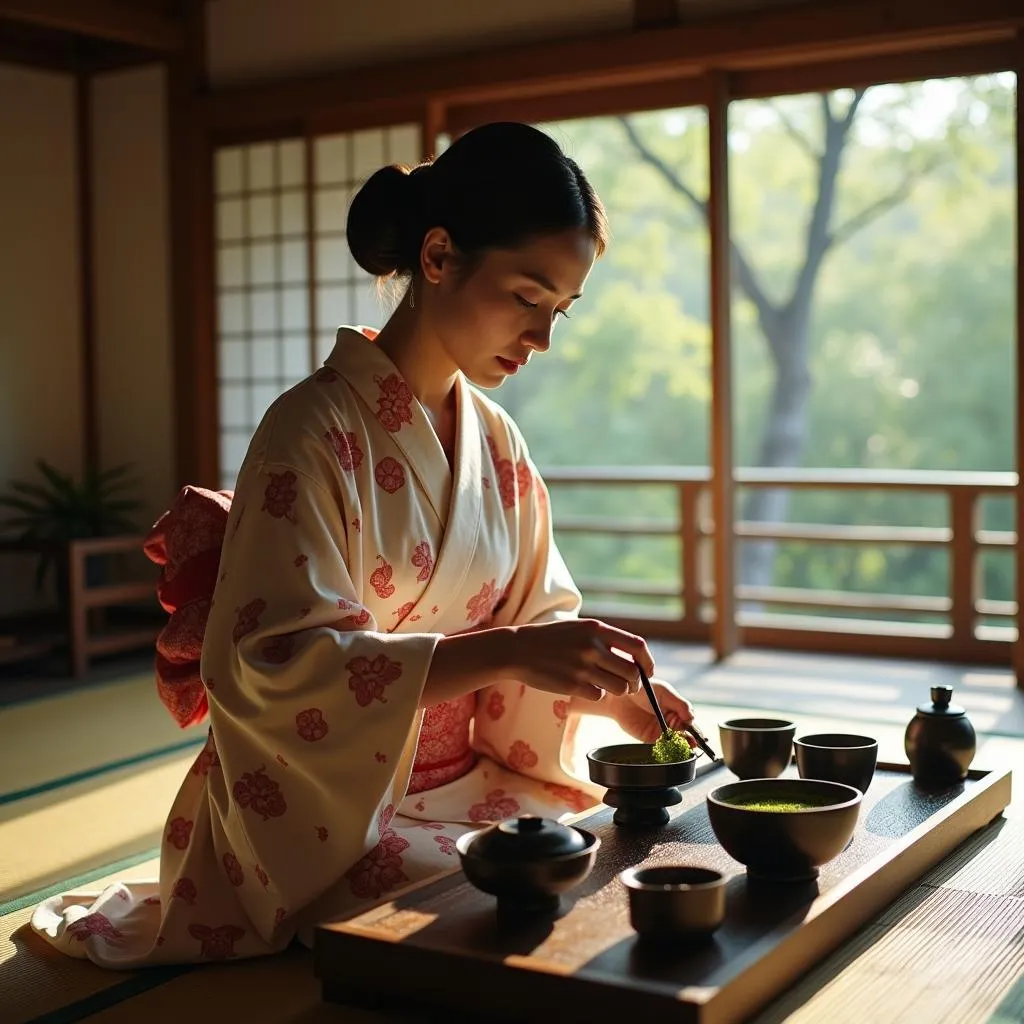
649;642;1024;737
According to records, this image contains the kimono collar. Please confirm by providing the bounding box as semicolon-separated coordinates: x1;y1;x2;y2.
325;327;483;543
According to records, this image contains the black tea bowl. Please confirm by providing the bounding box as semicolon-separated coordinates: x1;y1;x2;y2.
719;718;796;779
587;743;699;828
795;733;879;794
706;778;862;882
456;816;600;916
621;865;727;942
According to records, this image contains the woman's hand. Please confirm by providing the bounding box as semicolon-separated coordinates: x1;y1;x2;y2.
605;680;695;745
498;618;653;702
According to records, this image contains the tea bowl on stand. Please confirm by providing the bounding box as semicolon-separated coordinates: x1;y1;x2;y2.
719;718;796;779
587;743;699;828
795;733;879;794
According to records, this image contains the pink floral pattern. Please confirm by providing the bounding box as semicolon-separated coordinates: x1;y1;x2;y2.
486;692;505;720
466;579;501;625
255;864;269;889
232;766;287;820
393;601;415;624
543;782;592;813
166;817;193;850
261;471;298;522
411;541;433;583
370;556;396;599
553;699;569;723
374;457;406;493
507;740;538;772
315;825;329;842
326;427;364;472
296;707;329;742
222;852;244;886
468;789;521;822
373;374;414;432
66;913;123;943
434;835;456;856
172;877;198;905
346;654;402;707
188;923;245;960
345;803;410;899
233;598;266;644
191;734;221;776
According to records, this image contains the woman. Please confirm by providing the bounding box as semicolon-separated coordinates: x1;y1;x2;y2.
33;122;694;966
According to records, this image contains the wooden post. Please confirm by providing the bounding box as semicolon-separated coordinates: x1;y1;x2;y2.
305;132;318;374
1015;31;1024;687
949;488;977;650
75;68;99;476
707;71;738;660
168;0;217;489
680;481;702;630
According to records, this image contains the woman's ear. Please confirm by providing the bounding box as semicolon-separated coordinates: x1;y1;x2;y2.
419;227;454;286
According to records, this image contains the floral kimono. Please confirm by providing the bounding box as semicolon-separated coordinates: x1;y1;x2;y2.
32;326;602;967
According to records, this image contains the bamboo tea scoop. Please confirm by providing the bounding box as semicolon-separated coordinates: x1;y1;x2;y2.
637;664;717;761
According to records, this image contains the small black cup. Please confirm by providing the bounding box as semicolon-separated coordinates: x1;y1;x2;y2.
719;718;796;779
795;733;878;794
621;865;726;941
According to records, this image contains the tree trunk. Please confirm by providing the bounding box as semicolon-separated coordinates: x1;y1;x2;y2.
738;315;813;588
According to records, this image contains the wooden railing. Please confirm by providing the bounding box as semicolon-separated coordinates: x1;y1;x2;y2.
544;467;1018;665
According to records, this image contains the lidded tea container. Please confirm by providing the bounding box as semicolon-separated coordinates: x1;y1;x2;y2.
904;685;976;788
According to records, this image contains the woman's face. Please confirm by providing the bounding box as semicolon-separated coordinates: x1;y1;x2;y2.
420;227;597;389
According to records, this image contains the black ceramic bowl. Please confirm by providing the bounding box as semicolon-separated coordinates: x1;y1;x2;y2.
795;733;879;794
621;865;726;942
719;718;796;779
706;778;862;881
587;743;699;789
587;743;700;827
456;817;600;915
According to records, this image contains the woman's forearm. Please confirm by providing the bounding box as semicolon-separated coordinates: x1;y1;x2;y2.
420;627;517;706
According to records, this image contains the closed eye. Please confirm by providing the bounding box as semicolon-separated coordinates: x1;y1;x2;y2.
514;294;572;319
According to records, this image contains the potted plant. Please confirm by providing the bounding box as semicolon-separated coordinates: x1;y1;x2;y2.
0;460;143;604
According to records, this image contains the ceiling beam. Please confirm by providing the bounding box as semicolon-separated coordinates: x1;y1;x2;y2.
0;0;183;53
205;0;1022;133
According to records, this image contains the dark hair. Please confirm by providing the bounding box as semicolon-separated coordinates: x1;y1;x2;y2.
346;122;608;280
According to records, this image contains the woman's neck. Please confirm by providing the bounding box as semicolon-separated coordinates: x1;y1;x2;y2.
373;299;458;421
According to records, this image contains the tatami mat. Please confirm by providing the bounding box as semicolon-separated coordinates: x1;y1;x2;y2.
1;858;159;1024
0;750;195;906
0;672;205;804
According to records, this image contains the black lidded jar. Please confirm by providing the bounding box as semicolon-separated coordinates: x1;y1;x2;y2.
904;685;977;788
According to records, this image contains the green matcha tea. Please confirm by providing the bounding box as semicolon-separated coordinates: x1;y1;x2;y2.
652;729;692;764
729;796;836;812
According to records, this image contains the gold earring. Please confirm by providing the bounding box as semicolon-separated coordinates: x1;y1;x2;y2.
408;283;415;310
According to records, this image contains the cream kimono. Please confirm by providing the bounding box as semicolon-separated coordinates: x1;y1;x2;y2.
32;326;604;967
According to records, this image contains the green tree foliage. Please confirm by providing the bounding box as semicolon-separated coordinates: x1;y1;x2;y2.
490;74;1017;621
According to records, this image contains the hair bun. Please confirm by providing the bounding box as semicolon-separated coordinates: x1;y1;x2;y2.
346;164;420;277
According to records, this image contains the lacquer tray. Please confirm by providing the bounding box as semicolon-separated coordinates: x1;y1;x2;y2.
314;760;1012;1024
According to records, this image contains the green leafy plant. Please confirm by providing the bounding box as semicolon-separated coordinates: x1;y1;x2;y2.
0;460;143;590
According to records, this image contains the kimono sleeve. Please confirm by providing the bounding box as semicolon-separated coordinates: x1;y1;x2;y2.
199;458;440;921
472;438;587;788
